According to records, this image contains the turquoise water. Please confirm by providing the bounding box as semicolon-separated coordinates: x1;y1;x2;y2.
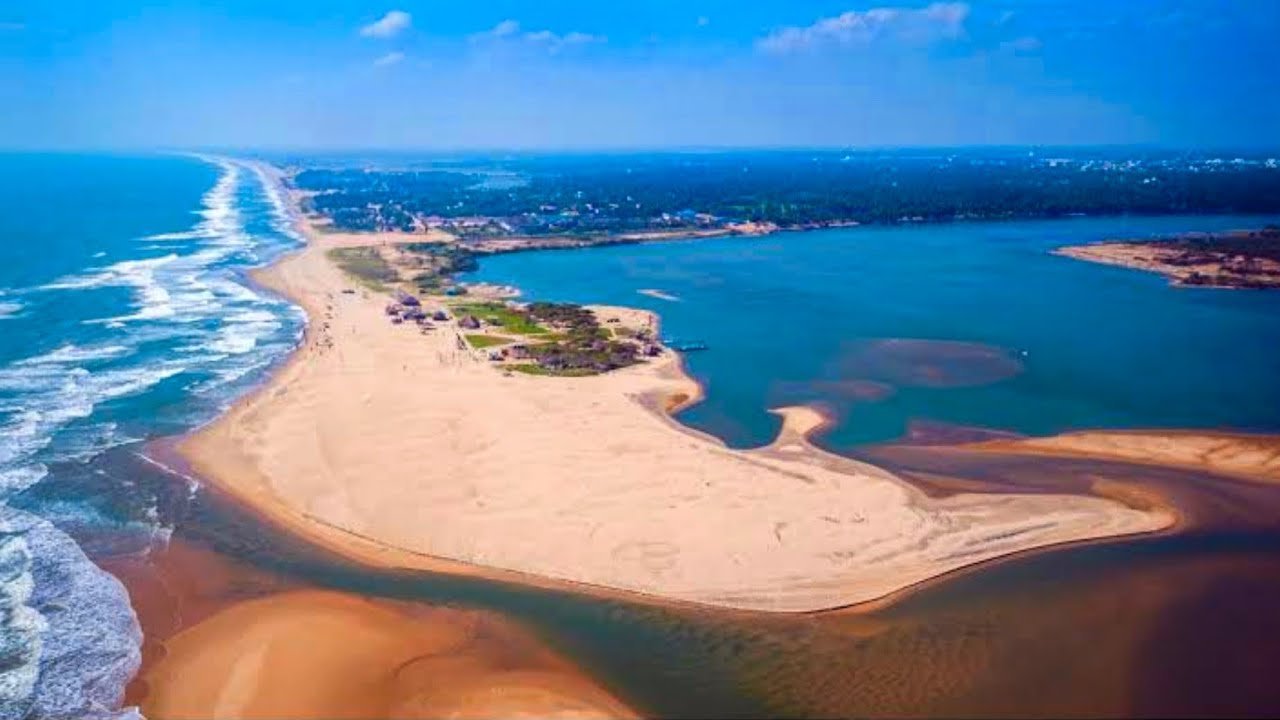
464;216;1280;449
0;153;304;719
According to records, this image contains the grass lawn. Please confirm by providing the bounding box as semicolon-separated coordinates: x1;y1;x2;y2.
509;363;597;377
326;247;397;291
453;302;547;335
465;334;515;349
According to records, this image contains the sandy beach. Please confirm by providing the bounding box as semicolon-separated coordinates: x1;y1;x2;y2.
174;182;1173;613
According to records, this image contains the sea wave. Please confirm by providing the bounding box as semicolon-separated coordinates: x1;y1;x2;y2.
0;363;186;495
15;344;134;366
0;157;302;495
0;506;142;720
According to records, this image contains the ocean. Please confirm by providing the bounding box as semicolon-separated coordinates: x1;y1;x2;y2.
0;154;304;719
3;153;1280;718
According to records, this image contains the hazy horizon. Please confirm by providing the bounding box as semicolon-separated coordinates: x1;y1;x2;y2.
3;1;1278;151
6;143;1280;157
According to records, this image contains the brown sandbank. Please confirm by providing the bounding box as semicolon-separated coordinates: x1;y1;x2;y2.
139;589;635;720
102;534;635;720
963;430;1280;485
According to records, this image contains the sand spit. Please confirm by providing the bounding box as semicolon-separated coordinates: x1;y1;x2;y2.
175;201;1171;613
966;431;1280;485
1054;238;1280;290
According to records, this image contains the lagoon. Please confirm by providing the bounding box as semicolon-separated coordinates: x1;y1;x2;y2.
464;214;1280;449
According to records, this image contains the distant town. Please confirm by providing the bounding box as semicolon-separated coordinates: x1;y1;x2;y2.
279;149;1280;239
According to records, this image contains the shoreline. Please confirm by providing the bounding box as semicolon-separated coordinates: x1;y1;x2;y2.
1054;227;1280;289
162;159;1179;614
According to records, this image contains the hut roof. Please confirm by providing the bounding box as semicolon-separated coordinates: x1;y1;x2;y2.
394;290;422;306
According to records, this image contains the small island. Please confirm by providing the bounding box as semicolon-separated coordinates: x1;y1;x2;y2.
1055;227;1280;289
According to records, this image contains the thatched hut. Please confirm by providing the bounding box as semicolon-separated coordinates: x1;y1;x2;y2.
394;290;422;307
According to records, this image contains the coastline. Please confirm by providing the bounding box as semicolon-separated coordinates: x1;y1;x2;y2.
166;161;1175;615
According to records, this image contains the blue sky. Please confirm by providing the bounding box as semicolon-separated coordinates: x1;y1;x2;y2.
1;0;1278;150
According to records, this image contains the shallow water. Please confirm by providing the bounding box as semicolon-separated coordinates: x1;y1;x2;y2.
464;215;1280;447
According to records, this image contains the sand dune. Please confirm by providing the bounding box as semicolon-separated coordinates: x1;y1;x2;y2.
176;214;1172;613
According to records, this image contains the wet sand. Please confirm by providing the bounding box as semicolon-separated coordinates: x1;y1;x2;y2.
103;534;635;720
173;194;1171;613
141;590;635;720
964;430;1280;485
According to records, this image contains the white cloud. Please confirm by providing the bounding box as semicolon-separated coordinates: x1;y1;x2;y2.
360;10;411;39
373;51;405;67
489;19;521;38
697;16;711;27
471;20;605;53
758;2;970;54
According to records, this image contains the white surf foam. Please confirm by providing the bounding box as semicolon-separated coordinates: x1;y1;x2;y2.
0;507;143;720
15;344;133;367
0;363;187;497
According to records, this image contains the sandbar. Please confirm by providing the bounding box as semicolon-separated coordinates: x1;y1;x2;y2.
140;590;635;720
965;430;1280;485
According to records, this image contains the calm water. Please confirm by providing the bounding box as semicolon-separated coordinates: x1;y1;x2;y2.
465;216;1280;448
0;153;304;719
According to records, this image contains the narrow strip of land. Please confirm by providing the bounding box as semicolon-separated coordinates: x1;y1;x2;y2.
1055;227;1280;289
964;431;1280;485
